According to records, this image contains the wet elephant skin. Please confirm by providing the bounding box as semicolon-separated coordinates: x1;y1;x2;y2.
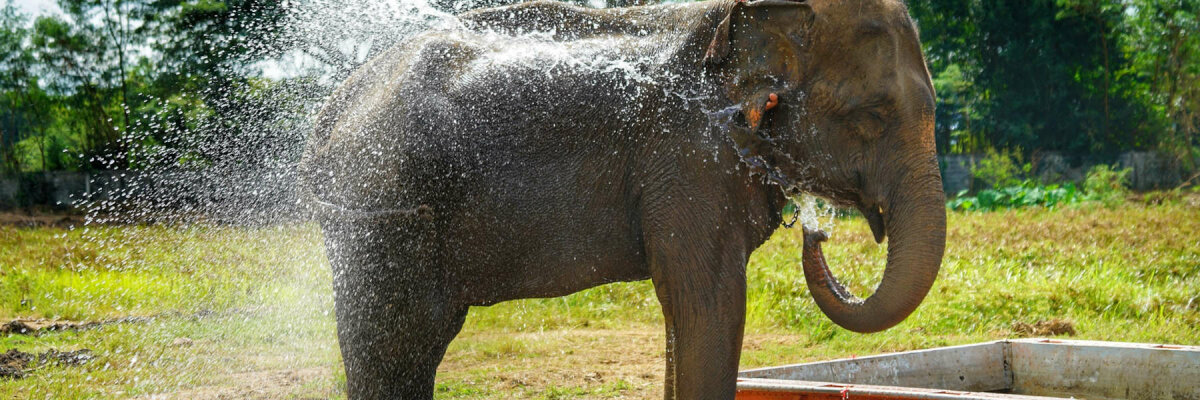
300;0;946;398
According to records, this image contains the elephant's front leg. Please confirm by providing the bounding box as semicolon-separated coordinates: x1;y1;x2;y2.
648;235;748;400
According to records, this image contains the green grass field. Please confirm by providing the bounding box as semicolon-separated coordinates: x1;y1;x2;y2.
1;199;1198;399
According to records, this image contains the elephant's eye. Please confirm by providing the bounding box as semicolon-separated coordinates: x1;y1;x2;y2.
852;109;887;139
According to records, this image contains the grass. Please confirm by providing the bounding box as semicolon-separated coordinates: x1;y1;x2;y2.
1;199;1198;398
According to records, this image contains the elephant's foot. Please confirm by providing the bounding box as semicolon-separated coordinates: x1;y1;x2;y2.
333;299;467;399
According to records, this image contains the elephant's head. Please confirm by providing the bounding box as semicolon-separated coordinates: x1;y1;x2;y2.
705;0;945;333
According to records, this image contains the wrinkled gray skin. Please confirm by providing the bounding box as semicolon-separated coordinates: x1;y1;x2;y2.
300;0;945;398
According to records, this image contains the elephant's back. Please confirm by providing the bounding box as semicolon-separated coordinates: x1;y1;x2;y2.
301;23;688;211
301;32;493;211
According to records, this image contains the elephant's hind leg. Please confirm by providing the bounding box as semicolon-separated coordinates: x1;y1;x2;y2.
321;220;467;399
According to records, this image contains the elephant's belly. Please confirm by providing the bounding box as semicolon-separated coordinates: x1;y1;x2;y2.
451;241;650;306
439;178;649;305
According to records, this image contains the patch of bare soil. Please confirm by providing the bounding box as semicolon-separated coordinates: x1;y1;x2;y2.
0;210;86;228
1;308;268;336
137;367;329;400
1;317;152;335
1011;318;1076;337
438;328;667;398
435;329;805;398
0;348;93;379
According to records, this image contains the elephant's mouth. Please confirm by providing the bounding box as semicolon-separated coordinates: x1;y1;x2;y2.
788;195;884;245
856;202;887;244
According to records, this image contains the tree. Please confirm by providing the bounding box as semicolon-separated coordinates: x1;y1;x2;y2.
0;4;52;172
30;14;122;169
931;64;986;154
911;0;1154;155
1123;0;1200;167
25;0;164;170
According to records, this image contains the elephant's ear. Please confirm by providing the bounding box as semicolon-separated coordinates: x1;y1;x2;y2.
705;0;813;134
703;0;814;66
702;3;738;65
704;0;813;183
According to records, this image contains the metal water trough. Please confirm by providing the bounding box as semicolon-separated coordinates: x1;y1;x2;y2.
736;339;1200;400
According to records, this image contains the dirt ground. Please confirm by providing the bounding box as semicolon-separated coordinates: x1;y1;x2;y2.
135;368;330;400
439;329;669;398
132;329;802;399
153;329;672;399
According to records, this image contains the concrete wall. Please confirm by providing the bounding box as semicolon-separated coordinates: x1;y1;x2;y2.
938;151;1190;195
0;170;283;209
1118;151;1184;191
0;169;302;226
0;171;118;209
939;155;977;196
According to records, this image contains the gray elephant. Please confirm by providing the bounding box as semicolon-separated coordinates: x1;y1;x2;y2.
300;0;945;398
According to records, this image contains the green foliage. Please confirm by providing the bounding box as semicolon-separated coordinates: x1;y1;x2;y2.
2;0;1198;171
1083;164;1132;206
15;0;155;170
971;148;1029;188
948;180;1084;211
1121;0;1200;161
956;148;1081;212
0;0;292;173
949;163;1138;211
911;0;1197;155
0;4;42;172
932;63;986;153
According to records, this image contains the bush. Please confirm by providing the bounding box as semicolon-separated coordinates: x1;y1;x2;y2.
948;180;1083;211
1140;188;1184;205
972;148;1028;189
948;163;1138;211
950;148;1082;211
1083;164;1131;207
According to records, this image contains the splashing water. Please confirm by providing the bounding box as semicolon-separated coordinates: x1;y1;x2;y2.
38;0;852;395
792;194;838;234
44;1;490;395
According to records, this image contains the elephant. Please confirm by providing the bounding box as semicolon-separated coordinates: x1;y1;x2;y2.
299;0;945;398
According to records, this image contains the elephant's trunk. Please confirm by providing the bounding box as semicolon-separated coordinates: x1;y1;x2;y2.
801;161;946;333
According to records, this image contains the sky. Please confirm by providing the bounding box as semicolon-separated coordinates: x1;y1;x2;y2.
8;0;60;16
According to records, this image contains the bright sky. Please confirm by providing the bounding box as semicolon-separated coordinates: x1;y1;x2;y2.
8;0;60;16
